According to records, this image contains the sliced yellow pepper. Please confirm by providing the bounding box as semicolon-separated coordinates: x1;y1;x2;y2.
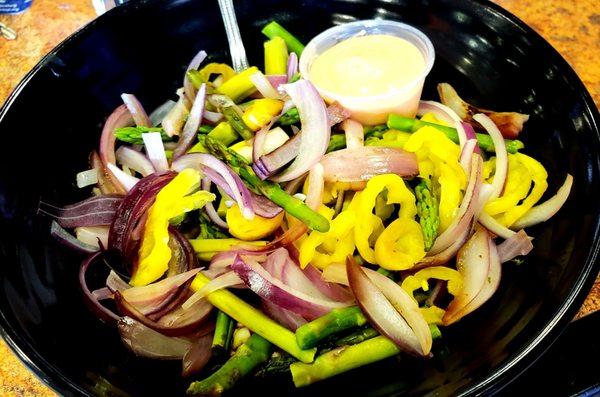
226;203;285;241
374;218;426;270
437;160;463;230
485;154;532;215
365;129;412;148
190;238;267;261
419;112;451;127
299;210;356;269
216;66;259;102
242;98;284;131
264;37;289;75
401;266;463;325
498;153;548;227
132;169;215;286
199;63;235;84
353;174;417;263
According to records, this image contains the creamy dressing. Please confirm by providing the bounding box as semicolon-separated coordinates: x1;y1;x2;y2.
308;34;428;124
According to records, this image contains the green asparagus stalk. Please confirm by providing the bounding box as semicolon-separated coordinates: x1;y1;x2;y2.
290;336;399;387
255;352;296;378
326;134;346;153
387;114;524;154
190;272;316;363
261;21;305;56
415;179;440;251
334;327;379;346
278;107;299;125
199;135;330;232
187;334;272;396
199;124;214;134
209;95;254;140
295;307;368;349
364;124;388;139
114;126;172;145
212;311;234;355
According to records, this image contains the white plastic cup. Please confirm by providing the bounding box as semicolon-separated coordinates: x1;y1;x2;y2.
299;19;435;125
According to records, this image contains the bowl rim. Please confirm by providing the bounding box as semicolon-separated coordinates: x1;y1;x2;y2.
0;0;599;396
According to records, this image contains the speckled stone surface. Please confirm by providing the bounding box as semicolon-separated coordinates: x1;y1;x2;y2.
0;0;598;395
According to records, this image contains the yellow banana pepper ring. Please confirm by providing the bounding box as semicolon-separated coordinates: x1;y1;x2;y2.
226;203;284;241
299;210;356;269
352;174;417;263
131;169;215;286
485;154;532;215
374;218;426;270
242;99;284;131
401;266;464;325
199;63;235;83
497;153;548;227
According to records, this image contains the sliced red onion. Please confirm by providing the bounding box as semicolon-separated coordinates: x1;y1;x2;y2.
51;221;99;253
461;122;480;154
418;100;466;148
303;265;353;302
115;290;212;337
364;268;431;355
326;102;352;126
342;119;364;149
429;155;483;255
106;270;131;293
182;270;242;310
75;226;109;249
253;132;301;180
286;52;298;81
321;262;349;285
174;83;207;160
184;49;208;102
284;175;307;195
80;252;121;323
201;179;228;229
107;163;140;192
443;226;491;325
497;229;533;263
100;104;134;193
444;230;501;325
511;174;573;229
142;132;169;172
121;93;151;127
251;71;280;99
270;80;330;182
118;316;192;359
203;110;223;125
346;256;422;356
39;195;122;228
232;255;350;319
109;172;176;260
116;146;155;177
162;89;191;137
262;299;307;330
252;105;295;166
305;163;324;209
459;139;477;174
320;146;418;183
120;269;200;316
266;75;288;91
182;333;213;377
76;169;99;188
149;100;177;127
92;287;113;301
479;212;516;239
156;295;213;332
475;113;507;201
171;153;254;220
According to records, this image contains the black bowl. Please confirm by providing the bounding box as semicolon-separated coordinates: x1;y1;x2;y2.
0;0;598;396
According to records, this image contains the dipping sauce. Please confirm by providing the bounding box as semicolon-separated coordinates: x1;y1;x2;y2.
307;34;429;124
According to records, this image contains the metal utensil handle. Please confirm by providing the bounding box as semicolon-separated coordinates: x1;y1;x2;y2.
217;0;249;72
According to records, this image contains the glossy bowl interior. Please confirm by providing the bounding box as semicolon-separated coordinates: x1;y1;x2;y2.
0;0;598;396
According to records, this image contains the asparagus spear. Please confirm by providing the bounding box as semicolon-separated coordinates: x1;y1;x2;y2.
199;135;330;232
415;179;439;251
212;311;234;356
278;107;299;126
364;124;389;139
326;134;346;153
187;334;272;396
334;327;379;346
295;306;367;349
114;126;172;145
209;95;254;140
261;21;305;56
190;272;316;363
387;114;524;154
290;336;399;387
255;352;296;378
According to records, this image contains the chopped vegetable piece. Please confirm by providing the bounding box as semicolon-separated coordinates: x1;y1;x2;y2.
242;98;284;131
226;203;284;240
187;334;272;396
114;126;172;145
212;311;234;356
207;121;239;146
216;66;260;102
295;306;367;349
374;218;426;270
264;36;289;75
415;179;439;251
262;21;305;56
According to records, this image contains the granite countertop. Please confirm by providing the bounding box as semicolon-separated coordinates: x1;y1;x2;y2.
0;0;599;395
